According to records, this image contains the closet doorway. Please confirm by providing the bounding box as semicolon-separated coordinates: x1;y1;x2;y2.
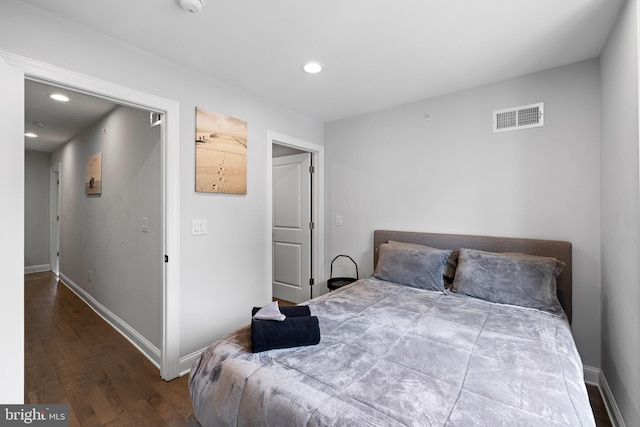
272;147;312;303
267;132;325;305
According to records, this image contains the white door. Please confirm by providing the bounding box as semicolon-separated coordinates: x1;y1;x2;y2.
0;57;25;403
272;153;312;303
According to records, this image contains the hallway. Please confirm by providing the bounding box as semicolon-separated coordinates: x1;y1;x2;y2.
24;272;193;426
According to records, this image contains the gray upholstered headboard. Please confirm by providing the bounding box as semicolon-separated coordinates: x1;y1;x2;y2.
373;230;573;323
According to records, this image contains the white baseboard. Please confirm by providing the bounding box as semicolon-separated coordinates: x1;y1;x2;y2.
599;370;626;427
24;264;51;274
58;273;161;369
583;365;625;427
179;347;207;377
583;365;600;385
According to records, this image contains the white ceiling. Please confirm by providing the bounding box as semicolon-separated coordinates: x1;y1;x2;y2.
21;0;623;150
24;80;119;152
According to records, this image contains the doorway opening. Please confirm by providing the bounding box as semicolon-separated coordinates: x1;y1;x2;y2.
25;76;165;363
6;48;181;380
267;131;325;305
272;148;312;304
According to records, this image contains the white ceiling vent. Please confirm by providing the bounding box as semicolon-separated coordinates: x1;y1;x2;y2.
493;102;544;133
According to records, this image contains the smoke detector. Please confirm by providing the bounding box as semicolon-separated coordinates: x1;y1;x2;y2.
180;0;204;13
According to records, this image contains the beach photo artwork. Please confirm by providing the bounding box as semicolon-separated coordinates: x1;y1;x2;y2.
195;107;247;194
85;152;102;195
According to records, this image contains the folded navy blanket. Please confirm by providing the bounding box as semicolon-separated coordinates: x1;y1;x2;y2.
251;316;321;353
251;305;311;318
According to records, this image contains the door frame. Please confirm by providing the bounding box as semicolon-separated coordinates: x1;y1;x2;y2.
266;131;325;302
0;54;26;403
49;163;60;276
4;50;181;380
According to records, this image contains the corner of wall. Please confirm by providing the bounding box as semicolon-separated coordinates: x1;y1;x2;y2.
599;370;628;427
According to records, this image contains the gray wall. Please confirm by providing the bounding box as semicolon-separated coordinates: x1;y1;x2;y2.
24;150;50;268
0;0;324;367
325;59;602;368
52;105;163;348
600;0;640;425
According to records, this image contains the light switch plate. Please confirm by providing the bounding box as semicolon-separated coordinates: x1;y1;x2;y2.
192;219;207;235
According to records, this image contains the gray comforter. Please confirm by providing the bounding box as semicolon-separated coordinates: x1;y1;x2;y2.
189;278;595;426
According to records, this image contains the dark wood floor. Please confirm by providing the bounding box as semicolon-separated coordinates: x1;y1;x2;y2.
26;272;612;426
587;384;613;426
273;297;296;307
24;272;194;426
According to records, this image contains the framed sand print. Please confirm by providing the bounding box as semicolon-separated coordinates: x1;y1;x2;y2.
85;152;102;195
195;107;247;194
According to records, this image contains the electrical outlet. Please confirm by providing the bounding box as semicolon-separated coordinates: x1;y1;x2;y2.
142;217;149;233
336;215;343;226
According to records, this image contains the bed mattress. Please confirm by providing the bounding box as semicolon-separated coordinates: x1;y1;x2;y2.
189;278;595;426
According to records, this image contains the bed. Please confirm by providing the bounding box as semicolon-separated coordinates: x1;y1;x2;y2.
189;230;594;426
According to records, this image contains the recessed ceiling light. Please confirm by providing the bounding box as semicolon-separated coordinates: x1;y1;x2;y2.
303;62;323;74
24;132;38;138
49;93;70;102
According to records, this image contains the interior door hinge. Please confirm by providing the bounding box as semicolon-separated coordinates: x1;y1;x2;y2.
164;255;169;263
57;216;60;221
309;165;314;174
309;222;314;230
309;278;315;286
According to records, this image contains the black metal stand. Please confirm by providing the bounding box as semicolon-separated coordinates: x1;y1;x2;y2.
327;255;358;291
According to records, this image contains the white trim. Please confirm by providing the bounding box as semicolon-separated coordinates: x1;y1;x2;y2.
49;163;60;276
59;273;161;367
161;95;182;381
0;57;25;404
266;131;326;303
599;370;626;427
583;365;626;427
179;347;207;377
24;264;50;274
583;364;600;385
2;50;181;380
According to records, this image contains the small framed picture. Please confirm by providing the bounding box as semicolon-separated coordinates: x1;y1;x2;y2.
85;152;102;195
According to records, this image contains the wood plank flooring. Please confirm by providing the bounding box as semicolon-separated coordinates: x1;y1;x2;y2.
587;384;613;427
26;272;612;426
24;272;194;426
273;297;296;307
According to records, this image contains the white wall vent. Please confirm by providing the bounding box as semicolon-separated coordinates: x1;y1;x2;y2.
493;102;544;133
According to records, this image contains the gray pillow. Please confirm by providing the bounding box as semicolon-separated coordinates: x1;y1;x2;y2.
388;240;458;287
451;248;565;315
374;243;451;292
